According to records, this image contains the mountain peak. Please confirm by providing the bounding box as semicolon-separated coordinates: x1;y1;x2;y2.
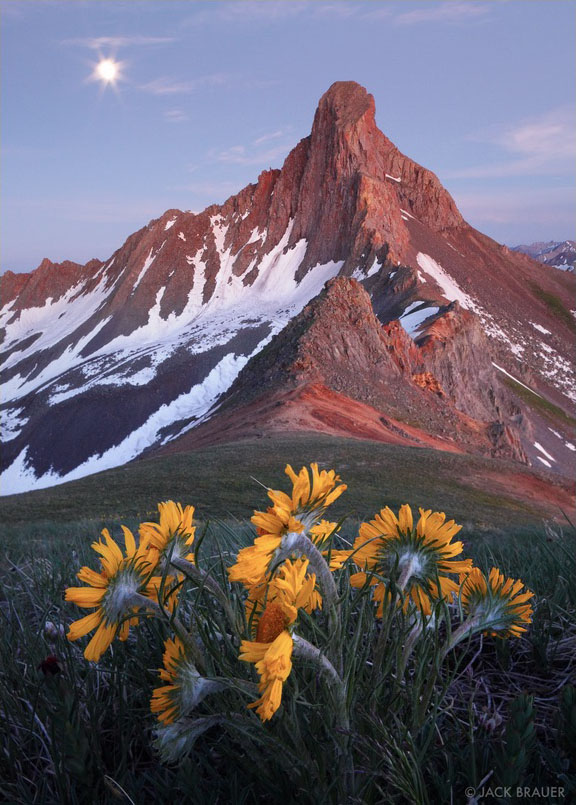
314;81;375;130
2;81;575;496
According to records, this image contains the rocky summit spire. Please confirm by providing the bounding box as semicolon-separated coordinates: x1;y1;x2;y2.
312;81;376;133
286;80;465;274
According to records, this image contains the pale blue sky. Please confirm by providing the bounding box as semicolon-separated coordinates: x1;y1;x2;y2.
1;0;575;273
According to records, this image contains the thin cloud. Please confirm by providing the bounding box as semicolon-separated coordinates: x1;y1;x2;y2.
139;73;230;95
362;6;394;20
62;35;176;48
253;130;286;146
496;108;575;160
395;2;490;26
1;2;27;19
168;181;242;208
164;109;188;123
183;1;387;26
313;3;362;20
446;107;576;179
454;187;575;227
214;142;291;167
183;1;309;26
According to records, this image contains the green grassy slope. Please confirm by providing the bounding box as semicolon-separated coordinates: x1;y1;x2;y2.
0;434;565;543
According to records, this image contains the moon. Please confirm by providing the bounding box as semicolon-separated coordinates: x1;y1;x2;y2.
95;58;120;84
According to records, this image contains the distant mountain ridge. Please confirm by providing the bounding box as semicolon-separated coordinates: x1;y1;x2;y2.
1;81;575;496
512;240;576;271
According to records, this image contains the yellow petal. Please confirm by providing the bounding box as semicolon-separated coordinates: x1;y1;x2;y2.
76;566;107;587
67;610;102;641
398;504;413;534
65;587;106;607
121;525;136;558
84;621;117;662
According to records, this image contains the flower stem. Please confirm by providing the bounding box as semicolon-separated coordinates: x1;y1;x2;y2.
170;557;242;637
293;633;352;794
129;592;205;671
370;601;394;690
370;559;417;689
441;614;482;661
279;533;339;610
414;614;482;728
396;621;424;683
277;532;342;672
292;634;345;708
397;555;418;592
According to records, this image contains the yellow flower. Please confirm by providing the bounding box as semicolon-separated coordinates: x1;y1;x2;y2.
228;464;346;586
269;463;347;517
66;526;159;661
139;501;196;566
150;636;207;724
246;557;320;627
460;567;534;638
239;558;319;721
324;548;353;572
351;504;472;617
228;505;300;587
239;629;294;722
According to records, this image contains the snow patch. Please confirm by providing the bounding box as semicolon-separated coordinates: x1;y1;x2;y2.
0;448;63;496
2;314;113;402
351;259;381;281
530;322;551;335
133;248;156;290
164;218;176;231
245;227;265;246
492;362;543;398
178;232;186;241
534;442;556;462
416;253;479;311
1;277;113;375
1;406;28;442
536;456;551;468
400;304;440;337
386;174;401;182
366;259;381;278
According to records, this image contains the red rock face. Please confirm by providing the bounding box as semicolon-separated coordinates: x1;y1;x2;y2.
412;372;445;396
288;82;463;273
208;277;528;463
2;258;104;311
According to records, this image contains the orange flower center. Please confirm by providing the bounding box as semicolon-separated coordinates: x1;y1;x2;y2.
256;602;288;643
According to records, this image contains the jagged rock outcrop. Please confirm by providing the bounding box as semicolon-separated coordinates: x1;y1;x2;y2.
215;277;528;462
2;258;104;313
